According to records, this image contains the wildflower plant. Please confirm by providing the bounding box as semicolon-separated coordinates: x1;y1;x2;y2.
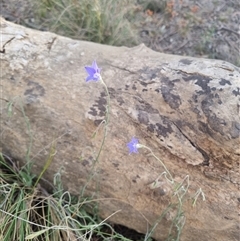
127;137;205;240
85;60;110;163
84;60;205;240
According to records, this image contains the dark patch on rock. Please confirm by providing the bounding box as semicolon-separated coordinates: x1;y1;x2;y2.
161;86;181;109
201;99;226;135
10;75;17;83
139;66;159;81
108;88;125;105
139;80;157;87
232;87;240;96
215;93;222;104
219;78;231;86
100;91;107;98
25;94;39;104
108;87;115;98
162;76;174;88
155;120;173;138
138;111;149;125
192;94;199;103
88;92;107;118
230;122;240;139
132;84;137;90
198;120;222;145
125;84;129;90
94;95;107;116
142;88;148;92
161;88;181;109
147;119;174;138
183;74;212;93
136;99;159;114
94;119;103;126
179;59;193;65
112;162;119;168
198;121;211;134
24;80;45;102
192;107;201;116
147;123;155;133
176;70;185;75
88;107;97;116
193;76;212;95
82;159;89;166
172;78;181;83
132;175;140;183
139;81;148;87
161;76;181;109
204;92;223;105
116;96;124;105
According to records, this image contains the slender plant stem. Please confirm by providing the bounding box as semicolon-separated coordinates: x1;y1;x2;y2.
142;145;174;183
94;77;110;163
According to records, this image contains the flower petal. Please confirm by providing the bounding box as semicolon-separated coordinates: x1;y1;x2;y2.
85;66;95;76
127;138;139;154
92;60;98;69
85;61;101;82
86;75;93;82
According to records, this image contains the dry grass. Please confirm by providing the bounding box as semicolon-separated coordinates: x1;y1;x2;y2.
32;0;139;47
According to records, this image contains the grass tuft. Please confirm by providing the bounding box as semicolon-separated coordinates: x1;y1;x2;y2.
0;153;142;241
32;0;139;47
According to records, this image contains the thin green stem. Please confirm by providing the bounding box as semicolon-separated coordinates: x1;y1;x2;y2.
80;77;110;196
142;145;174;183
192;188;205;206
94;77;110;164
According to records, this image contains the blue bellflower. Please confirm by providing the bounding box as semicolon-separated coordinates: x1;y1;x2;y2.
127;137;139;154
85;60;101;82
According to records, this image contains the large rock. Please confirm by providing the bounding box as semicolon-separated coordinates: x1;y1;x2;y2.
1;17;239;241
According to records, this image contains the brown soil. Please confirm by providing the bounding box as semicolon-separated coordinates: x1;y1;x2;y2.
1;0;239;66
136;0;240;66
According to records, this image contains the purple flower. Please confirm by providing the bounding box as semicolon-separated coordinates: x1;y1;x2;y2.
127;137;139;154
85;60;101;82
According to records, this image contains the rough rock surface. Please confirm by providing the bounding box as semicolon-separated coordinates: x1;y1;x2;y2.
1;17;240;241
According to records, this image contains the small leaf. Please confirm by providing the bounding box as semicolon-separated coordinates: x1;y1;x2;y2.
25;228;49;239
7;101;13;117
